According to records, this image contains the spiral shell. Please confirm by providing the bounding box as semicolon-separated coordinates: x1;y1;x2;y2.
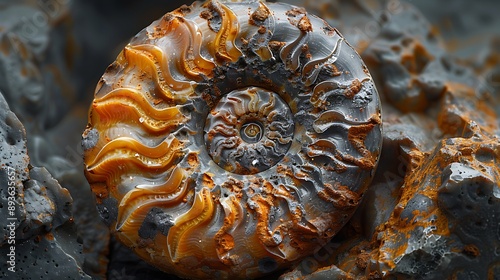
82;0;382;278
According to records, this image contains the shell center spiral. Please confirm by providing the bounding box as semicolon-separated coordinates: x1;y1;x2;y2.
204;87;294;175
241;122;264;143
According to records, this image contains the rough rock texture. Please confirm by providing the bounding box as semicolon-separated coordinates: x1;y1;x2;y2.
0;92;91;279
0;92;29;244
0;1;110;278
373;131;500;279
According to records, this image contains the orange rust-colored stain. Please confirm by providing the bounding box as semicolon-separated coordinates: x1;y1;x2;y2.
215;232;235;261
301;44;313;60
285;7;307;17
373;128;500;272
248;181;279;247
400;42;433;74
298;15;313;32
344;79;362;99
346;114;381;170
355;251;370;270
214;195;240;265
202;172;215;189
463;244;480;258
0;36;11;56
325;63;342;77
221;179;244;199
187;152;199;167
45;232;55;241
318;183;361;209
269;40;286;51
250;2;271;24
438;82;498;136
20;66;28;77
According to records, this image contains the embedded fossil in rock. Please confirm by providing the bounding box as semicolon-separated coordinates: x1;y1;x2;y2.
82;0;382;279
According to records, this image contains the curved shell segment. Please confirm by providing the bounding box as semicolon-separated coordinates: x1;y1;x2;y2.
82;0;382;279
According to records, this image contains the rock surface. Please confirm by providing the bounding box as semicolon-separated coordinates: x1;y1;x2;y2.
0;91;90;279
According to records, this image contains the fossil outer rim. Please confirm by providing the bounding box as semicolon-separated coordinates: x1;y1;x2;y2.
82;1;383;279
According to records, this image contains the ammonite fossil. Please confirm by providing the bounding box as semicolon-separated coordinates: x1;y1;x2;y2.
82;0;382;278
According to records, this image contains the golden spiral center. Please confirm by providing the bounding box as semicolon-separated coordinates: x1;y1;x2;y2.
241;122;263;143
